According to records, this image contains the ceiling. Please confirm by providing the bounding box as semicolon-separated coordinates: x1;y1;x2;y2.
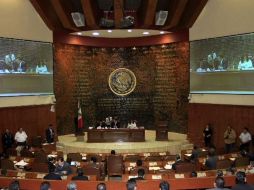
30;0;208;38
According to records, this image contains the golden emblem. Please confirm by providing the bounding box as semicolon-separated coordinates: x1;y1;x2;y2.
108;68;136;96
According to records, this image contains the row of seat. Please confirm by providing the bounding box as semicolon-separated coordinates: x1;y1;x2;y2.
1;172;254;190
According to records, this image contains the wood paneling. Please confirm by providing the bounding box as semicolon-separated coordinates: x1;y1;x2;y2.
188;103;254;150
0;105;56;152
53;30;189;47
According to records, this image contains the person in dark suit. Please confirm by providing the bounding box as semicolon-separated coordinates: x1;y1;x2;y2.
55;157;72;175
205;148;218;170
2;129;14;155
40;181;52;190
159;181;170;190
134;169;145;180
43;162;62;180
207;176;230;190
172;154;184;170
232;171;254;190
71;168;88;181
203;124;213;147
45;124;55;143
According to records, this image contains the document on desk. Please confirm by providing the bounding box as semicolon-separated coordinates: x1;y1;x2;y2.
15;160;28;166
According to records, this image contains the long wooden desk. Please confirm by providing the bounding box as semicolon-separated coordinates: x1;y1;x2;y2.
87;129;145;142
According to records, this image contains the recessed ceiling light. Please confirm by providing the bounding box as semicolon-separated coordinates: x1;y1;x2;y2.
77;32;82;35
107;30;112;33
143;31;149;35
160;31;165;34
92;32;100;36
127;29;132;32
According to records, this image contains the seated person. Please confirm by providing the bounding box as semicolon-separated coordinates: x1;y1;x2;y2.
232;171;254;190
55;157;72;175
9;180;20;190
133;168;145;180
111;150;116;155
71;168;88;181
238;55;253;70
205;147;218;170
44;163;62;180
130;159;148;174
126;178;137;190
207;176;230;190
40;181;51;190
97;183;106;190
127;120;138;129
172;154;183;170
159;181;170;190
190;145;201;162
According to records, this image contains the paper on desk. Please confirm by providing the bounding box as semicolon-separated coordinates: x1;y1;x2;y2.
37;173;46;179
175;174;184;178
15;160;28;166
184;153;192;157
149;166;161;170
149;162;158;166
47;154;57;158
164;164;172;169
152;175;162;179
129;162;136;167
197;172;206;177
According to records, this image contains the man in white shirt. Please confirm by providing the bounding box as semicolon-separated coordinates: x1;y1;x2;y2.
239;127;252;152
14;128;28;147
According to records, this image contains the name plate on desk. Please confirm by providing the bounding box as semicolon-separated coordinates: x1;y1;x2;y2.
175;174;184;178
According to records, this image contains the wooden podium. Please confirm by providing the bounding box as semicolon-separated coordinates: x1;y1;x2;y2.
155;121;168;141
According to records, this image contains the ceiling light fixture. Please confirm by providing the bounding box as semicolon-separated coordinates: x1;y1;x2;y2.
107;30;112;33
77;32;82;35
127;29;132;32
160;31;165;34
142;31;149;35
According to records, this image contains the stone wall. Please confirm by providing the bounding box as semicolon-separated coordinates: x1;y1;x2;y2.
54;42;189;134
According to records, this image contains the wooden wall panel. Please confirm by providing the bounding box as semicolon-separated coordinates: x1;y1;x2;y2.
0;105;56;152
188;103;254;150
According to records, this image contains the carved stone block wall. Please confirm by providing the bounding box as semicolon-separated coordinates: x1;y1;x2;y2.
54;42;189;134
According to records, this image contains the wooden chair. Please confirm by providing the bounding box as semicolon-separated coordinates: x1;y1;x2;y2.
124;155;141;162
145;156;163;162
34;150;48;163
107;155;124;176
175;162;196;173
86;154;103;162
20;149;34;158
216;159;232;169
0;159;15;170
30;162;49;173
31;136;43;147
67;153;82;162
7;148;17;156
164;155;177;161
234;157;250;167
82;164;102;180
